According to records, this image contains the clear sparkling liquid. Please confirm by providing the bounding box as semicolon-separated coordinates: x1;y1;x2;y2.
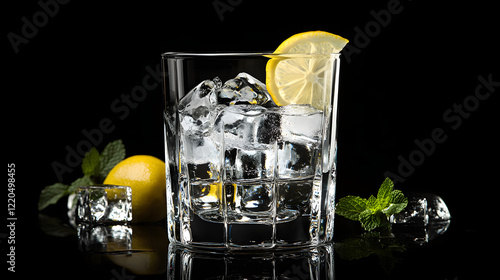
168;74;337;248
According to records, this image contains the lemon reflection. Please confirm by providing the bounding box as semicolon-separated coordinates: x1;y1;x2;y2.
78;224;168;275
108;225;168;275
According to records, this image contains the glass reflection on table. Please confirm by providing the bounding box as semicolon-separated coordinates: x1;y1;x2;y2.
167;244;334;280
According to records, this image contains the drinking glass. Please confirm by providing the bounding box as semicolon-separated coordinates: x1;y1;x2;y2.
162;52;341;249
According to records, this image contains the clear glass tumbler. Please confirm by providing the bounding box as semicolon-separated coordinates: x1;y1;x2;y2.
162;52;341;249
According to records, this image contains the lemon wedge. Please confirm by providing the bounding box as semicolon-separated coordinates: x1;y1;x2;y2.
266;31;348;109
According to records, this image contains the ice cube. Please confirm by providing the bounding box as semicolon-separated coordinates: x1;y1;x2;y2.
278;179;313;213
215;105;268;148
178;78;224;177
191;181;222;213
390;193;451;225
226;182;275;224
182;135;218;164
427;195;451;221
213;76;223;88
390;195;428;225
278;141;320;179
179;79;219;135
77;224;132;252
390;193;451;243
76;185;132;224
216;105;279;181
181;134;222;181
239;182;273;212
217;73;274;106
277;105;323;179
279;104;323;143
91;191;108;221
233;148;276;180
257;109;281;145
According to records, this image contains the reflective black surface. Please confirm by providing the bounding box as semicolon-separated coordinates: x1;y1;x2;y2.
5;0;497;279
22;211;488;280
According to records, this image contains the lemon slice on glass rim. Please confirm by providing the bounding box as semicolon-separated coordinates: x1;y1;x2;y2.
266;31;348;110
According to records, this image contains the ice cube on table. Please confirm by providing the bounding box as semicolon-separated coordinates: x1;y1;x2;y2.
390;193;451;225
427;195;451;221
218;73;274;106
390;193;451;243
390;195;429;225
76;185;132;224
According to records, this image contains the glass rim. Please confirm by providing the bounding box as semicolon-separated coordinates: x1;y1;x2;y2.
161;51;341;58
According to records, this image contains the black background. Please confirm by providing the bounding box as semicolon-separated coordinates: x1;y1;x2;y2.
4;0;499;279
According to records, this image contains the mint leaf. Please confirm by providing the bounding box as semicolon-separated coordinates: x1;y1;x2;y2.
38;175;96;211
38;213;77;237
359;209;381;231
81;147;100;177
336;196;367;221
366;195;378;210
376;177;394;208
99;139;126;179
335;236;373;261
38;183;70;211
389;189;407;204
382;202;407;216
335;232;406;273
68;175;94;193
382;189;408;216
39;139;126;211
335;178;408;232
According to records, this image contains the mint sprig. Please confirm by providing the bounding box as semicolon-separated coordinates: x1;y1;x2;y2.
38;139;125;211
81;139;126;183
335;178;408;231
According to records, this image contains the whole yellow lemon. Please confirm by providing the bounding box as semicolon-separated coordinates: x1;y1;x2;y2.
104;155;166;222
